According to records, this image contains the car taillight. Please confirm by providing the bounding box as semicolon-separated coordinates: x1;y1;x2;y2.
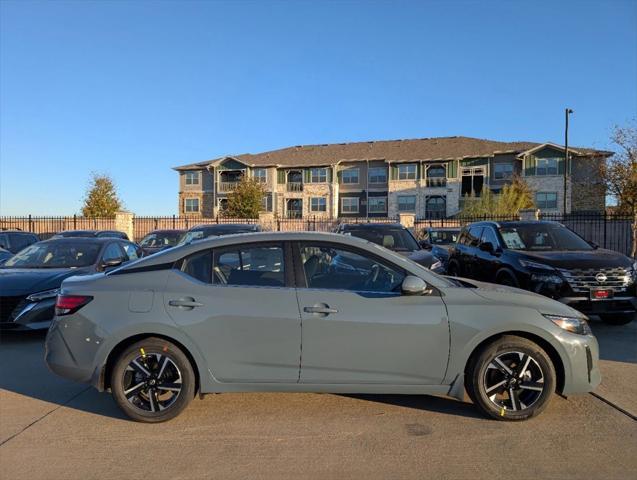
55;295;93;316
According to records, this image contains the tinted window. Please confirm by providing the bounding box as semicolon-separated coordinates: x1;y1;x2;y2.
121;243;140;260
499;224;592;251
213;245;285;287
300;244;404;293
480;228;499;248
102;243;124;262
9;233;37;252
346;227;419;251
427;230;459;245
3;242;101;268
180;250;212;283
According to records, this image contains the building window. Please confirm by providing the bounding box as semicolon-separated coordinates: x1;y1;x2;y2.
253;168;267;183
184;198;200;213
494;163;514;180
184;171;200;185
425;196;446;219
261;194;273;212
310;197;327;212
426;165;446;187
536;192;558;209
341;168;359;184
368;167;388;184
536;158;559;176
368;197;387;213
397;195;417;212
341;197;359;214
310;168;328;183
398;164;417;180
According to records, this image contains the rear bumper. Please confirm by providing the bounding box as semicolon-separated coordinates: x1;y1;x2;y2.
558;296;637;316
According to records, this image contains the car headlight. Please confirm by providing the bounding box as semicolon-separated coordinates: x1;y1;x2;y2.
544;314;592;335
26;288;60;302
519;259;555;271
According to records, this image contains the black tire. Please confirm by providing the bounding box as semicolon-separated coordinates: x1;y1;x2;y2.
496;271;518;287
447;261;460;277
600;313;635;325
465;335;556;421
110;337;196;423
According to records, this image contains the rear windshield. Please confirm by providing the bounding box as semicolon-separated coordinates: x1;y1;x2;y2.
428;230;459;245
499;224;592;251
346;228;420;252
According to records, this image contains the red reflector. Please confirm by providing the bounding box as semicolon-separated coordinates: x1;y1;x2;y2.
55;295;93;315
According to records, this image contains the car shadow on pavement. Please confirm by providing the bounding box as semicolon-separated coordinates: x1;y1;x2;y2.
343;393;484;419
0;330;128;421
589;318;637;364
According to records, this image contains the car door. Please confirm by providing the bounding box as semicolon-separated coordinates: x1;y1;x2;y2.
474;226;501;282
295;241;449;385
163;242;301;383
457;226;482;278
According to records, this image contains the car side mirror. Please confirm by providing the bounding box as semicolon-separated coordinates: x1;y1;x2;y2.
419;240;432;250
479;242;495;253
401;276;429;296
101;257;124;270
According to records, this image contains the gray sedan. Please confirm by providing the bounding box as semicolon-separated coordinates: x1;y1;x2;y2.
45;232;600;422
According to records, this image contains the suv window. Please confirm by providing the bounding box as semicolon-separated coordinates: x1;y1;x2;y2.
466;226;483;247
480;227;499;248
121;242;140;260
102;243;124;262
213;244;285;287
300;244;404;293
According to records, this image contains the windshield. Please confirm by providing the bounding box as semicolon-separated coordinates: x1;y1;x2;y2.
3;242;101;268
141;232;181;248
499;224;593;251
428;230;460;245
347;228;420;252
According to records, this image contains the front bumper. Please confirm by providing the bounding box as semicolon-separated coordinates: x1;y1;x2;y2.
560;331;601;395
0;298;55;331
558;296;637;316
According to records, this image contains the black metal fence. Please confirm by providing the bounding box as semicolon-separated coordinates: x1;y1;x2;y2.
0;215;117;240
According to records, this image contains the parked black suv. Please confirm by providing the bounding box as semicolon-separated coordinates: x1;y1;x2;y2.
334;222;444;273
0;230;39;253
447;221;636;325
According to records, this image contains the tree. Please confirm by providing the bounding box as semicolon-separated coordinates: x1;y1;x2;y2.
81;173;122;218
460;174;534;217
600;123;637;256
224;176;265;218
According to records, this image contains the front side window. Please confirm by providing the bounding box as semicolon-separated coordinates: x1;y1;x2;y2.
213;244;285;287
102;243;124;262
368;197;387;213
341;168;359;184
341;197;359;214
368;167;388;184
185;198;199;213
465;226;483;247
310;168;328;183
311;197;327;212
184;171;200;185
536;158;559;176
300;244;405;292
536;192;558;209
253;168;267;183
397;195;416;212
398;164;417;180
121;243;140;260
494;163;514;180
480;228;500;248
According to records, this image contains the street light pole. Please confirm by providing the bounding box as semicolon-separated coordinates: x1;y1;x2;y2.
563;108;573;215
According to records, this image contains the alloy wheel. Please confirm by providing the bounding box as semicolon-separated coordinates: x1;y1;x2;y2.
122;352;183;413
482;351;545;412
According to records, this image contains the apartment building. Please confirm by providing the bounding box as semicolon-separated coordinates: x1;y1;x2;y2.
174;136;610;219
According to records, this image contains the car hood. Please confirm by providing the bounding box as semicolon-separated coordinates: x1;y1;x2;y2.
395;249;435;267
0;268;92;296
515;249;632;270
454;277;584;318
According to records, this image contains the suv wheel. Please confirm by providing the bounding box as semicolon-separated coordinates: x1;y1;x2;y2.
465;336;556;421
111;338;196;422
447;262;460;277
600;313;634;325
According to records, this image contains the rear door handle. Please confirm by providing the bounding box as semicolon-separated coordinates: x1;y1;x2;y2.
304;306;338;314
169;299;203;308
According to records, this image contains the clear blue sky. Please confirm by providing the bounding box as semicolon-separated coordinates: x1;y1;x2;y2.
1;0;636;215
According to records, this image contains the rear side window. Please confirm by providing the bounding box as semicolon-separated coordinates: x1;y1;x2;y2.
466;226;483;247
213;244;285;287
9;233;37;252
180;250;213;283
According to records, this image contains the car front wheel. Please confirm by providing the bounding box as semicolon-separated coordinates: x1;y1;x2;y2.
110;337;196;422
465;336;556;421
599;313;634;325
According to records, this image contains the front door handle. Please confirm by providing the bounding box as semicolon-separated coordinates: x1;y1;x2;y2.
169;298;203;308
304;305;338;315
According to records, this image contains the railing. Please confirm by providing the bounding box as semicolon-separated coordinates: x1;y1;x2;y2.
217;181;239;192
426;177;447;188
0;215;116;240
286;182;303;192
133;216;259;241
285;210;303;219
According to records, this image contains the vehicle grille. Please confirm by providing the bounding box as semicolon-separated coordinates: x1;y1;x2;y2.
0;296;27;322
558;267;634;294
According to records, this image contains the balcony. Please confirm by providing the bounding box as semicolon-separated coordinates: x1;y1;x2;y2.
287;182;303;192
426;177;447;188
218;181;239;193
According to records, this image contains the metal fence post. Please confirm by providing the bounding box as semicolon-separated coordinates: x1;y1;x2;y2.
28;214;32;232
172;214;176;229
603;212;607;250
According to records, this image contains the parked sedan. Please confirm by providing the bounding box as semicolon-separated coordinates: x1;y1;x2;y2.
418;227;461;271
176;223;261;246
0;230;39;253
46;232;599;423
139;229;184;256
335;223;443;272
52;230;130;240
0;237;140;330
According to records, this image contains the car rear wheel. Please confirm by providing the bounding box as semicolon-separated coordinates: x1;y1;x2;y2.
465;336;556;421
599;313;634;325
110;338;195;422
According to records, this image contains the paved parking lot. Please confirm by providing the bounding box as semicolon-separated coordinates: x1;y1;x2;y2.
1;320;635;480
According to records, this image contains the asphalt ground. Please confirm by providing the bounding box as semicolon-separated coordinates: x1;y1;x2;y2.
0;320;635;480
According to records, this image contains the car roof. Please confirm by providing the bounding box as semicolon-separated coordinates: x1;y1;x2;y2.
145;229;184;234
466;220;563;228
189;223;258;231
0;230;36;235
425;227;460;231
339;222;404;229
40;237;124;244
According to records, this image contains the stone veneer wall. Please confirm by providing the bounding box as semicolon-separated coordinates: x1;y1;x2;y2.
178;192;214;217
524;176;569;214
